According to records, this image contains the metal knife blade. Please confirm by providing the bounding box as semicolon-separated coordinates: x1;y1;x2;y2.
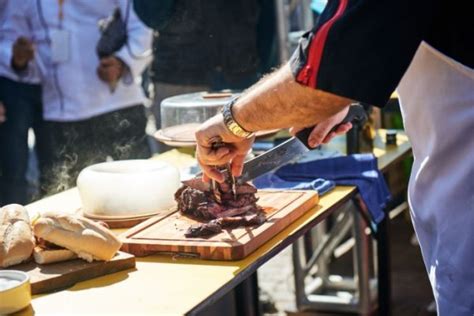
239;104;366;182
181;138;307;189
238;136;309;183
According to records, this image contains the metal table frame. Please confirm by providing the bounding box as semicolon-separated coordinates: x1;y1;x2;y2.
187;188;355;315
190;189;394;316
292;195;391;316
190;130;411;316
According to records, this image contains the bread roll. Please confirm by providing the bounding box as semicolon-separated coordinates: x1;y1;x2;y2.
33;246;77;264
34;214;121;262
0;204;35;268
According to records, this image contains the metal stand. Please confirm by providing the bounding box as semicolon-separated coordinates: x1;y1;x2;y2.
274;0;314;63
292;198;378;315
376;215;391;316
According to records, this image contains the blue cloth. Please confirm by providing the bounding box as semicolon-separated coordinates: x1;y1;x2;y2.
254;176;335;195
254;153;390;223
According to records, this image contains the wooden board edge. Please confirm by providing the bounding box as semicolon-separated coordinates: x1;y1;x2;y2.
120;190;314;240
30;252;136;295
120;239;237;258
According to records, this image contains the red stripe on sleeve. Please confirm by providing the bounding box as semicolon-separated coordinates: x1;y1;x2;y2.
296;0;348;88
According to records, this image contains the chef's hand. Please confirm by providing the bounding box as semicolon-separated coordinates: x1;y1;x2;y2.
0;102;6;124
11;37;34;70
195;114;255;183
97;56;124;84
289;106;352;148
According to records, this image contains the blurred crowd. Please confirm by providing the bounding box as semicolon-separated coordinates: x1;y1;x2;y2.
0;0;282;206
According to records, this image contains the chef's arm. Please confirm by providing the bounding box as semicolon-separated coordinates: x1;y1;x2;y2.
233;64;352;132
195;65;352;182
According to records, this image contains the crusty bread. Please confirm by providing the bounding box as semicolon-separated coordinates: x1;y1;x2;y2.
0;204;35;268
33;214;121;262
33;246;77;264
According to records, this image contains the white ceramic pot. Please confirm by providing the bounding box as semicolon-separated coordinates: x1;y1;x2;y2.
77;160;180;217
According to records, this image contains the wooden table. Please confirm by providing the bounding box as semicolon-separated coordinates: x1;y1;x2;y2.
17;130;411;316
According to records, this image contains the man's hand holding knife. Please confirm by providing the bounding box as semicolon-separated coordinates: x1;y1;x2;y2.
195;64;357;183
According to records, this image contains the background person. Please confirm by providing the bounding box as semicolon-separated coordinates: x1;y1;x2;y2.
133;0;277;151
0;0;43;205
2;0;153;196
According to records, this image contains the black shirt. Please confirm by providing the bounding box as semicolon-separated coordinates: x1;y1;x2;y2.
134;0;277;88
290;0;474;107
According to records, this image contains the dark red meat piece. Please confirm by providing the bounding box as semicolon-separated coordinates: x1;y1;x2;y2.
216;213;266;229
184;214;267;238
185;222;222;238
175;180;266;238
175;182;261;220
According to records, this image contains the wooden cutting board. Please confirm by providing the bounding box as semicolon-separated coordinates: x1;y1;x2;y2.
120;190;318;260
6;251;135;294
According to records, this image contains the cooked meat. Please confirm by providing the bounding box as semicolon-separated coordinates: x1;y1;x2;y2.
185;222;222;238
175;179;266;238
218;182;257;195
175;182;261;220
184;213;267;238
36;237;63;250
216;213;266;229
175;187;217;220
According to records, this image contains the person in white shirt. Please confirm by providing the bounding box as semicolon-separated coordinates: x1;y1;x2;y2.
2;0;153;196
0;0;43;205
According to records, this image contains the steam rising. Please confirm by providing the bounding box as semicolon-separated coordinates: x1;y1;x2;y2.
39;116;149;197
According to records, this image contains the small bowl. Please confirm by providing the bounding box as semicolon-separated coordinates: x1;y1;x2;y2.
0;270;31;314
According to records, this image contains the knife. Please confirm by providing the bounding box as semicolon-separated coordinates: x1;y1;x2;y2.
183;104;367;190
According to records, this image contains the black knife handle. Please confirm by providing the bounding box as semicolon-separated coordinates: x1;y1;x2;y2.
295;104;367;149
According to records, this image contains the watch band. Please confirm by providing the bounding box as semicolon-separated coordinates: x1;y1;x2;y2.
221;98;254;139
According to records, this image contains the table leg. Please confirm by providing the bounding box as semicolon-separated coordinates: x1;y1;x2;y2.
376;215;391;316
235;272;261;316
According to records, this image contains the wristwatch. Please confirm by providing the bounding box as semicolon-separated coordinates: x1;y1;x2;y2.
221;98;255;139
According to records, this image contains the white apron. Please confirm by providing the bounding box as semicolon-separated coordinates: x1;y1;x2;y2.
397;42;474;315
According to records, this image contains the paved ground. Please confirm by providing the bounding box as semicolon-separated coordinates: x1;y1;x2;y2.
258;246;296;314
257;214;435;316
